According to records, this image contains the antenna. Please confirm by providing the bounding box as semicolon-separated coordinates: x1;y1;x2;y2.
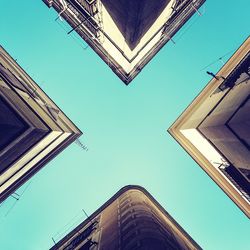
82;208;89;219
191;3;202;16
10;193;20;201
52;237;57;246
75;138;88;151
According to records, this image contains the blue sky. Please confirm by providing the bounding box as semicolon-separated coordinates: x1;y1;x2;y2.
0;1;249;249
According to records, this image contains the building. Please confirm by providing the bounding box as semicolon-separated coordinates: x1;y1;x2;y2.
0;46;82;203
43;0;205;84
168;37;250;218
50;185;201;250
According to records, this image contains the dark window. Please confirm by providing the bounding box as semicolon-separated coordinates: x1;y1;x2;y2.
79;239;97;250
63;221;98;250
219;164;250;200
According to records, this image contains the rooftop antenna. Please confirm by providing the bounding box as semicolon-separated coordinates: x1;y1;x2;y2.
173;4;206;43
165;33;176;44
10;192;20;201
75;138;88;151
52;237;57;246
82;208;89;219
82;208;94;225
191;3;202;16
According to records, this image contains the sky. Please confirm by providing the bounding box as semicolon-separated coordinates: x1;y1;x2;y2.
0;1;249;250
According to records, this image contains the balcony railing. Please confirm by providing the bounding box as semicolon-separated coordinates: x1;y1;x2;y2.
67;0;99;37
75;0;97;16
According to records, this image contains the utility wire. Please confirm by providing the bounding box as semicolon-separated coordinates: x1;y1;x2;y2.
55;18;89;50
52;207;90;243
0;181;32;218
199;49;235;72
174;5;206;43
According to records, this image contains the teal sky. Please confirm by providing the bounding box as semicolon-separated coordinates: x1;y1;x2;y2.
0;1;250;249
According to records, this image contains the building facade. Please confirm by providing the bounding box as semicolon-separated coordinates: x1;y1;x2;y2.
168;37;250;218
51;185;201;250
0;46;82;203
43;0;205;84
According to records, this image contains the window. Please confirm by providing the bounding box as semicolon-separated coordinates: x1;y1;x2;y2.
79;239;97;250
63;221;98;250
